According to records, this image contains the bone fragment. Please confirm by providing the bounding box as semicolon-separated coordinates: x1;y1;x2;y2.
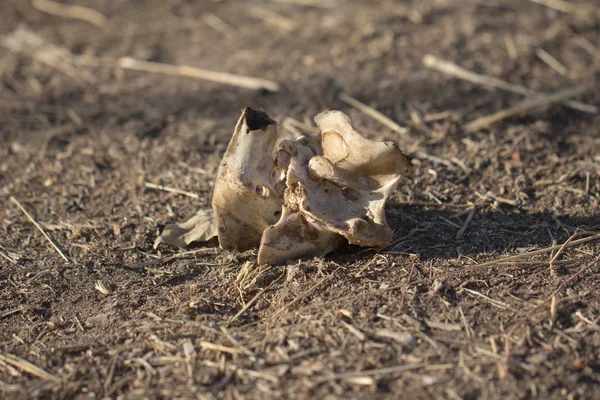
155;108;412;265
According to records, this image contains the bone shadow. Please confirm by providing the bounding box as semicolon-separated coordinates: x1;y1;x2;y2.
378;204;600;261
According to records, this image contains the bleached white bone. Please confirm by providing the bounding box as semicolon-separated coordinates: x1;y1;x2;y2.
154;108;412;266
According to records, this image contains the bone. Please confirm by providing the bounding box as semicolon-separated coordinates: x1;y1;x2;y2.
212;108;285;251
258;111;411;265
155;108;412;265
153;209;217;249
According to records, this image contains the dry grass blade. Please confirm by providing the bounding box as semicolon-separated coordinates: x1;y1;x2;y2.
388;232;600;287
355;254;387;277
423;54;597;113
503;256;600;370
0;353;60;383
0;249;18;264
118;57;280;92
530;0;600;17
228;289;266;326
464;85;589;132
202;13;236;38
341;320;366;341
94;280;111;295
247;6;298;32
10;196;70;263
199;341;241;354
144;182;199;198
466;232;600;270
268;0;336;8
456;208;475;239
1;307;24;319
272;266;341;318
550;230;580;267
392;201;475;209
314;363;452;383
339;92;407;134
32;0;106;27
1;26;96;83
536;48;568;76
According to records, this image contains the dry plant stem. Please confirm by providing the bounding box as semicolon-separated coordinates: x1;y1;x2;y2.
144;182;199;198
1;307;23;319
503;256;599;370
422;54;597;113
199;341;240;355
267;0;336;8
464;85;589;132
314;363;452;383
530;0;600;17
550;230;580;267
247;6;298;31
339;92;408;134
456;208;475;239
384;232;600;289
228;289;265;326
1;27;96;83
32;0;106;27
0;249;17;264
462;233;600;270
392;201;475;209
202;13;236;38
0;353;60;383
118;57;280;92
9;196;70;263
273;266;341;317
536;48;568;76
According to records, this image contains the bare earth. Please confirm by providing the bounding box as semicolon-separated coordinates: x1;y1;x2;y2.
1;0;599;399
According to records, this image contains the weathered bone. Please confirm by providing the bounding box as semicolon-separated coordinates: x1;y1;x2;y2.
154;108;412;266
153;209;217;249
257;111;411;265
212;107;284;251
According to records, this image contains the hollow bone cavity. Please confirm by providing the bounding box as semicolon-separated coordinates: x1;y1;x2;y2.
154;108;412;265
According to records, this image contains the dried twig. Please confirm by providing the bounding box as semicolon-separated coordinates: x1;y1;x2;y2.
1;27;96;83
94;280;111;295
247;6;298;32
313;363;452;383
423;54;597;113
118;57;280;92
463;288;519;312
199;341;241;355
385;232;600;288
536;48;568;76
202;13;236;38
456;208;475;239
530;0;600;17
267;0;336;8
228;289;265;326
464;85;589;132
10;196;70;263
0;249;17;264
0;353;60;383
463;233;600;271
339;92;407;134
502;256;599;370
272;266;341;318
32;0;106;27
550;230;580;267
144;182;199;199
0;307;24;319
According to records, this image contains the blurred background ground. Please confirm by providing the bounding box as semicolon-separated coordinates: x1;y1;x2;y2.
1;0;599;398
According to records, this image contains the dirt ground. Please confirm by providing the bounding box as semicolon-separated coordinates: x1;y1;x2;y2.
1;0;600;399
